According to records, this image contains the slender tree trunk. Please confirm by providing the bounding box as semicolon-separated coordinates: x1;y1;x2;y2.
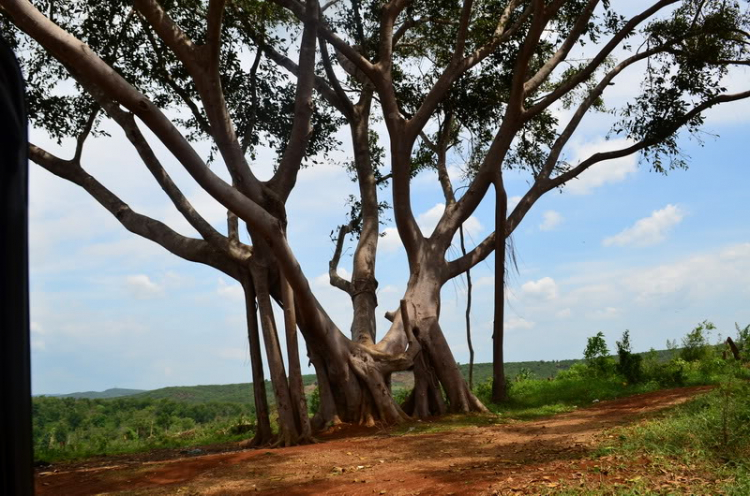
252;264;300;447
239;272;274;446
280;275;312;441
492;179;507;403
459;225;474;390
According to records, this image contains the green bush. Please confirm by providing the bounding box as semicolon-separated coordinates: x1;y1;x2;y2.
308;386;320;415
681;320;715;362
583;332;616;377
616;330;644;384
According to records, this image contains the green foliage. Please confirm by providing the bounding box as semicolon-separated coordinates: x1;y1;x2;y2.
681;320;715;362
616;330;644;384
32;396;255;462
584;331;615;377
308;386;320;416
393;388;412;406
603;367;750;467
735;322;750;357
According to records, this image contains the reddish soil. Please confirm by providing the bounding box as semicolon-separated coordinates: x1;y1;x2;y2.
35;386;712;495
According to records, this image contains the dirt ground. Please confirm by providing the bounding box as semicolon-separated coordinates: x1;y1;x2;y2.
35;386;713;495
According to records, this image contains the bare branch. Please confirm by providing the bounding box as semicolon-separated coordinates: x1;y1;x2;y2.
524;0;601;95
29;144;239;277
525;0;680;119
329;221;355;295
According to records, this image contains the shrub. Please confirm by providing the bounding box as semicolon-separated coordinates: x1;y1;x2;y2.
735;322;750;357
308;386;320;415
584;332;615;377
616;330;644;384
681;320;715;362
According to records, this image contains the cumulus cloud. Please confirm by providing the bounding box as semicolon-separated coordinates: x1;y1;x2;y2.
565;138;637;195
380;203;483;252
379;227;402;253
505;318;535;330
539;210;564;231
417;203;483;238
125;274;164;299
603;204;684;247
521;277;558;300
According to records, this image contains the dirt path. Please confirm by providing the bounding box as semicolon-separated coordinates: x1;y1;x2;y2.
35;386;712;495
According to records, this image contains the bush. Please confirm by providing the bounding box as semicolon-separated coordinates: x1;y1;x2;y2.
681;320;715;362
308;386;320;415
583;332;615;377
616;330;644;384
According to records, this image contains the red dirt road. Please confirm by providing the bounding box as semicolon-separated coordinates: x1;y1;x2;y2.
35;386;712;495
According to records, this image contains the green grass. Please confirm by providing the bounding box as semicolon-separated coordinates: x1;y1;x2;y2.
597;374;750;465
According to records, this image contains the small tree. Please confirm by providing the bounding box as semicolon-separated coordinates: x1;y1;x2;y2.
616;330;643;384
584;331;611;376
681;320;715;362
735;323;750;356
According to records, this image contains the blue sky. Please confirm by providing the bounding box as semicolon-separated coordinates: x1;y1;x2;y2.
26;6;750;395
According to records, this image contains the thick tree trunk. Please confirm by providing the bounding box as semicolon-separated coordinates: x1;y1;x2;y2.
492;180;508;404
239;272;274;446
348;99;380;345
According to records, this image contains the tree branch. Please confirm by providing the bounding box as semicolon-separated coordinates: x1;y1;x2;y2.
29;144;239;277
329;221;355;295
268;0;320;201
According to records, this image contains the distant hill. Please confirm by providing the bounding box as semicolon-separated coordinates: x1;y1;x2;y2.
52;348;678;404
47;388;146;399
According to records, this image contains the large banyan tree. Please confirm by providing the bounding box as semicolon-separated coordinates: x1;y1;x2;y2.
2;0;748;446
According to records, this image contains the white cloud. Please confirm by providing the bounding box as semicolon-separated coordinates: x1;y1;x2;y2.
474;276;494;289
556;308;572;319
505;318;535;330
417;203;446;236
125;275;164;299
539;210;564;231
217;277;244;301
603;204;684;247
30;321;46;351
565;138;638;195
417;203;483;238
379;227;402;253
380;204;482;252
521;277;558;300
379;284;401;294
589;307;621;320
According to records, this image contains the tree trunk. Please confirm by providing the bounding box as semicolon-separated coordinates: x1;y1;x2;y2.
280;275;313;441
252;264;301;447
492;179;507;404
239;272;273;446
459;224;474;390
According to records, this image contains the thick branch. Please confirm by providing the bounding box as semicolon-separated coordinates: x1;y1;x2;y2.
268;0;320;201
